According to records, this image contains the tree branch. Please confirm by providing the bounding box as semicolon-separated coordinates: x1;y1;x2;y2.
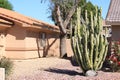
55;5;66;34
63;5;76;29
63;0;81;29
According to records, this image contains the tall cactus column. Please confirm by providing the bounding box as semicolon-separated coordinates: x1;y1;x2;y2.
71;7;108;76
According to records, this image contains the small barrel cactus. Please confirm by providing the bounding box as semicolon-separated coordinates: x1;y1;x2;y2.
71;7;108;76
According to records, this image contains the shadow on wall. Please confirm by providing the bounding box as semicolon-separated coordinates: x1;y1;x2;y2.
43;38;57;57
36;35;58;58
7;24;26;40
36;37;41;58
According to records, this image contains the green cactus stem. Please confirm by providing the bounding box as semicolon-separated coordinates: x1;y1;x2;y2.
71;7;108;76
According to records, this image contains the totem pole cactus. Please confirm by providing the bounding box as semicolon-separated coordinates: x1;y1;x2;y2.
71;7;108;76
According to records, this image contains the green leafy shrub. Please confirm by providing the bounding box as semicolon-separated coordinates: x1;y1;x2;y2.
0;57;13;76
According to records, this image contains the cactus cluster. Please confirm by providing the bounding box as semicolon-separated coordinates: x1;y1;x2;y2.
71;7;108;74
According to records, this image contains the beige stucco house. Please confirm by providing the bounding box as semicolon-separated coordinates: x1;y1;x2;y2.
0;8;73;59
106;0;120;41
103;20;111;38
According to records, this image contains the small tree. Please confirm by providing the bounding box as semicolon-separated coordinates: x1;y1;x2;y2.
48;0;96;57
0;0;13;10
50;0;80;57
41;0;98;57
41;0;80;57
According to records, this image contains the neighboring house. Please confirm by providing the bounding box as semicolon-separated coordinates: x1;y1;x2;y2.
0;8;62;59
103;20;111;38
106;0;120;41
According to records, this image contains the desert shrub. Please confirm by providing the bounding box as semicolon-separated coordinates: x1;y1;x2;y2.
0;57;13;76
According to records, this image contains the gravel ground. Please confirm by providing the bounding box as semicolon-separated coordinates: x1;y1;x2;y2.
7;57;120;80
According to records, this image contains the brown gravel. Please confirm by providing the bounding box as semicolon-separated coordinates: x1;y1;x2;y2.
7;57;120;80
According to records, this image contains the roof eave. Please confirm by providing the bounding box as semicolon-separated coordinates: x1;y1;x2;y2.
22;24;60;33
33;23;60;33
106;21;120;25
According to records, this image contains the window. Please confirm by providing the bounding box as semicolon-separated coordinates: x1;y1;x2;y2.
40;33;46;47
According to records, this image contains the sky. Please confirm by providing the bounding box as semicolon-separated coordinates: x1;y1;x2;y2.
8;0;110;24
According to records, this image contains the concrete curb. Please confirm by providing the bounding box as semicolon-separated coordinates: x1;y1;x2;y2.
0;68;5;80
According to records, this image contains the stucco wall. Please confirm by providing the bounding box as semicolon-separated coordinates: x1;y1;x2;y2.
45;34;60;57
26;31;60;57
6;24;26;48
25;31;43;58
66;39;74;57
112;25;120;41
0;32;5;57
25;32;73;58
5;23;27;59
4;23;72;59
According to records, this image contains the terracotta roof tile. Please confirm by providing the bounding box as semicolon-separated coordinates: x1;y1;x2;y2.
0;8;59;32
106;0;120;22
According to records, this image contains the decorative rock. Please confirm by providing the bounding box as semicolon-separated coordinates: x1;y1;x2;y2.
85;70;97;77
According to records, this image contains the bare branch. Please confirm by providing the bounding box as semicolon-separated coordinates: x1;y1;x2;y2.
55;5;66;34
63;5;76;29
63;0;81;28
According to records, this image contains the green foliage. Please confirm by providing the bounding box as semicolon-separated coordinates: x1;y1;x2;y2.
49;0;96;26
82;1;96;20
0;57;13;76
71;7;108;73
0;0;13;10
50;0;78;25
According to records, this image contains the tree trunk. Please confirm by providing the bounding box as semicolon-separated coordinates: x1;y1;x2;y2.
54;4;78;58
60;34;67;57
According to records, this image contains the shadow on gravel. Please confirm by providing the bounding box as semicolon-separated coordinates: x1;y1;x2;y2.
101;61;112;72
44;68;84;76
62;57;79;66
